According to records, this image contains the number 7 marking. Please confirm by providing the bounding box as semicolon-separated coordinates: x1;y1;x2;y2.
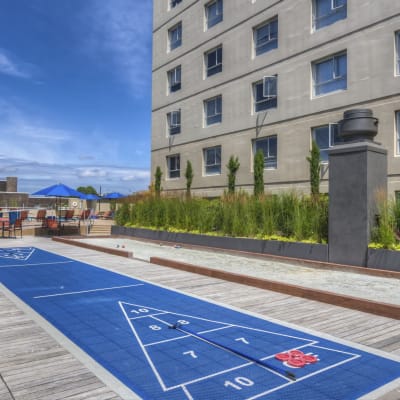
183;350;198;359
235;337;249;345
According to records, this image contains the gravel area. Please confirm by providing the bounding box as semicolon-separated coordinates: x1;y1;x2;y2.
76;237;400;306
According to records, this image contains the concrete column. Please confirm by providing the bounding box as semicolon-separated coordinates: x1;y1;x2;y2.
6;177;17;192
328;109;387;267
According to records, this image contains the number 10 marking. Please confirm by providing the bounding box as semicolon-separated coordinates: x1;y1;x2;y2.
224;377;254;390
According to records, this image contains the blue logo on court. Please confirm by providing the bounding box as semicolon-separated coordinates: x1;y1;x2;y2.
0;247;35;261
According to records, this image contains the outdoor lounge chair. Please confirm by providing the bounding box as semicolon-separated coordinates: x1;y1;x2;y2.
3;212;22;238
46;218;62;236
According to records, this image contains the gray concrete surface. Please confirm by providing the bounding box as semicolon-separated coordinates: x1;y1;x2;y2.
75;237;400;306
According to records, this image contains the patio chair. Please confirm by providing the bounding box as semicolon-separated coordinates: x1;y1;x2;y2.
101;210;114;220
34;209;47;222
46;218;62;236
3;212;22;238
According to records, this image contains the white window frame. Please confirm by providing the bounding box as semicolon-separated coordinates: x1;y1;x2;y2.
253;18;278;57
312;0;347;31
170;0;182;10
204;95;222;126
167;110;181;136
203;146;222;175
205;46;222;77
254;135;277;169
253;76;277;113
168;66;181;93
205;0;223;30
396;111;400;156
263;76;278;99
312;123;341;162
167;154;180;179
312;52;347;97
168;23;182;51
396;31;400;76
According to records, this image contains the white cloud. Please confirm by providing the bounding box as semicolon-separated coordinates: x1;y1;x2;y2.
0;100;150;194
83;0;153;97
0;50;35;79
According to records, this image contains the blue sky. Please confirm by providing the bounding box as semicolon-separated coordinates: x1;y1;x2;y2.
0;0;153;195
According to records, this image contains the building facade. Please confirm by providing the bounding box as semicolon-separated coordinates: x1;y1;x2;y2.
152;0;400;197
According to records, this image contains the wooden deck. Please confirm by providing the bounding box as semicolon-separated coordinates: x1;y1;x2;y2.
0;237;399;399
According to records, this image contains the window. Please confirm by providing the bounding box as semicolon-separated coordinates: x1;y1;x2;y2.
204;146;221;175
205;46;222;77
396;111;400;155
205;0;223;29
254;18;278;56
168;66;181;93
313;52;347;96
312;123;342;162
253;76;277;112
169;23;182;51
204;95;222;126
170;0;182;9
396;31;400;76
313;0;347;30
254;136;277;169
167;110;181;135
167;154;180;178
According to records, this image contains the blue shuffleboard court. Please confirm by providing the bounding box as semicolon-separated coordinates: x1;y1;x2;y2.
0;246;399;399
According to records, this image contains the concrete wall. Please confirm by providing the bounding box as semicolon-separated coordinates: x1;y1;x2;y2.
152;0;400;196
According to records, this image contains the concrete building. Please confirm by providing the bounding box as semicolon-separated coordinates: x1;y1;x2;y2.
152;0;400;198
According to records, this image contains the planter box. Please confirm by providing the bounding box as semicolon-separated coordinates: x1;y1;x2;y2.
111;226;328;262
367;248;400;272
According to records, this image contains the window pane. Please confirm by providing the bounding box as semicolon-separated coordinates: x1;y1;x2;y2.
255;19;278;56
255;137;277;168
171;0;182;8
396;111;400;155
314;53;347;96
169;66;181;92
168;155;180;178
204;147;221;174
396;32;400;75
206;0;223;29
168;111;181;135
205;96;222;125
169;24;182;50
254;81;277;112
314;0;347;30
206;47;222;77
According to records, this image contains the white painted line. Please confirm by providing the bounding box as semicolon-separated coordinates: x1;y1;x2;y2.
33;283;144;299
0;260;75;268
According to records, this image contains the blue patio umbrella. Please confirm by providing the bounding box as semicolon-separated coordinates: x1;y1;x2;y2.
102;192;126;199
32;183;85;219
32;183;85;198
81;193;101;200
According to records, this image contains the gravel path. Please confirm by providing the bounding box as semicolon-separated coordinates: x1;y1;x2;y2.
77;237;400;306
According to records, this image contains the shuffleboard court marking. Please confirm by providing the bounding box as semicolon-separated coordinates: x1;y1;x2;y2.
0;246;399;399
0;246;35;260
119;302;365;398
33;283;145;299
0;260;75;269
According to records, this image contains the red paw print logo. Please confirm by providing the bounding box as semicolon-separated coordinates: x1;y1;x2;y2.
275;349;319;368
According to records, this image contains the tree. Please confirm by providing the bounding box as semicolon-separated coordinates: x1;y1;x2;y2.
306;140;321;198
154;166;162;197
184;160;194;198
253;149;265;197
227;155;240;194
76;185;97;195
